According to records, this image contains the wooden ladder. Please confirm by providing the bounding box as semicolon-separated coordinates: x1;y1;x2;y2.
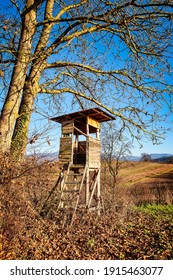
40;163;101;226
58;164;87;225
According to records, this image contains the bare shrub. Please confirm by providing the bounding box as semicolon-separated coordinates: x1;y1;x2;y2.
0;156;60;259
1;156;173;260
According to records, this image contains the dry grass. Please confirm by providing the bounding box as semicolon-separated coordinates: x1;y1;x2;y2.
1;157;173;260
118;161;173;185
101;161;173;207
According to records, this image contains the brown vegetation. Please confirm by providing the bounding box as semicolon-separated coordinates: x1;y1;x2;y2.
1;158;173;260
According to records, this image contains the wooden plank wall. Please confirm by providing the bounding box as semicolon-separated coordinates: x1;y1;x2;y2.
59;137;73;165
62;120;74;135
88;137;100;168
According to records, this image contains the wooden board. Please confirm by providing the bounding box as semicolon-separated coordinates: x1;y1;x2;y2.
87;117;100;129
62;120;74;134
59;137;73;165
88;137;100;168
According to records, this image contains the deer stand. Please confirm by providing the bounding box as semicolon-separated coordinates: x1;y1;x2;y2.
51;108;114;226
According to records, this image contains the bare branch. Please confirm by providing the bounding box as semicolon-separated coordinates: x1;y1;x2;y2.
55;0;88;19
40;86;164;139
10;0;22;16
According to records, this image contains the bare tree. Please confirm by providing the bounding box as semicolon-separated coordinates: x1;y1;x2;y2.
141;153;152;162
101;122;132;202
0;0;173;159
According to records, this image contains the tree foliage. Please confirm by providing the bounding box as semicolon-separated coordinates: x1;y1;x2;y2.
0;0;173;158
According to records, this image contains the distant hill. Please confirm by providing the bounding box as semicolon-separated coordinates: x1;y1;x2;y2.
27;152;58;162
152;156;173;163
150;153;173;160
128;153;173;162
127;155;141;161
27;152;173;163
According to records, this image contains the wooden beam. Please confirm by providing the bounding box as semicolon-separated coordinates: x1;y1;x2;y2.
87;117;100;129
74;126;87;137
88;170;99;208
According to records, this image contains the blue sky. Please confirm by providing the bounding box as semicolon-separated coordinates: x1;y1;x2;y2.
1;0;173;157
131;133;173;156
27;118;173;157
27;92;173;157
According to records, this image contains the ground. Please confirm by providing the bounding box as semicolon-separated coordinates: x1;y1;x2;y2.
1;159;173;259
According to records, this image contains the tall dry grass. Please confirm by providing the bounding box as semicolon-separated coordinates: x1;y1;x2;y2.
1;157;173;259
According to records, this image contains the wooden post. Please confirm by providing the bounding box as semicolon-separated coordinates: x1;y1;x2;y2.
97;126;101;214
86;118;90;207
96;128;100;139
97;169;101;215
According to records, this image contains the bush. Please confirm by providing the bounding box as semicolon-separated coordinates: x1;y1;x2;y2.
1;157;173;260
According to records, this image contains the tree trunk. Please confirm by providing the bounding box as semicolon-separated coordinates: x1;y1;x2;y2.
0;0;36;155
10;0;54;160
10;78;37;159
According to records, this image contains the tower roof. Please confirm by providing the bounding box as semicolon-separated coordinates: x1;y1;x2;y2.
51;107;115;123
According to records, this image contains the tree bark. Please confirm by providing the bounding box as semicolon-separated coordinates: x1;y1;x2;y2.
0;0;37;155
10;0;54;159
10;78;37;159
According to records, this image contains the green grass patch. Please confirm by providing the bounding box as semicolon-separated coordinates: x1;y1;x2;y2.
133;204;173;220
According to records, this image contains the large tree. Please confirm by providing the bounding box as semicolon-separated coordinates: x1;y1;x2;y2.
0;0;173;159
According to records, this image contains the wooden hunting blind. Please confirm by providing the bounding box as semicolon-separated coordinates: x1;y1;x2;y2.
51;107;115;222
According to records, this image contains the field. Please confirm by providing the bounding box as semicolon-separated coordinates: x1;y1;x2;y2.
119;161;173;188
115;161;173;205
1;158;173;260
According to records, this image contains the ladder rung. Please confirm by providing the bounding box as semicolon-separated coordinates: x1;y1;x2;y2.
66;182;81;185
63;189;79;193
70;164;84;168
67;174;83;176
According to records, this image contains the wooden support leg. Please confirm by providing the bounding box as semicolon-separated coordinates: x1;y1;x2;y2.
97;169;101;215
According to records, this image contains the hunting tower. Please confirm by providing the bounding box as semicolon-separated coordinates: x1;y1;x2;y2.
51;107;115;220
